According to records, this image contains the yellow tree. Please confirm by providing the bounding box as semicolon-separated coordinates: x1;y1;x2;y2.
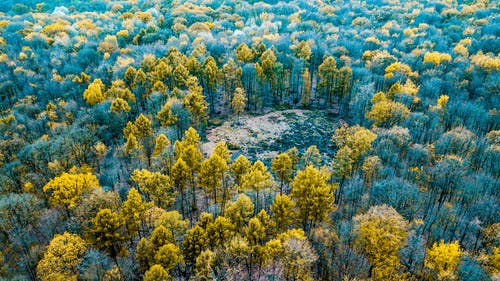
213;141;231;163
271;194;296;233
207;216;235;248
230;154;251;186
224;193;254;230
198;153;228;208
130;169;174;209
36;232;87;281
171;158;190;217
332;124;377;165
121;188;151;238
89;208;127;263
331;146;354;183
134;114;153;139
143;265;170;281
290;166;335;231
110;98;131;113
184;77;209;127
183;225;208;264
271;153;293;194
202;56;220;114
425;241;462;280
231;87;247;122
43;171;100;211
172;64;190;89
222;58;242;103
318;56;338;104
366;92;410;128
240;160;273;212
83;79;106;105
354;205;409;281
194;249;216;280
301;68;312;108
235;42;254;62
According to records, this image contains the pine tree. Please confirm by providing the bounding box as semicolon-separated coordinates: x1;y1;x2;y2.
271;194;296;233
184;225;209;264
198;153;228;208
231;87;247;122
143;265;170;281
171;158;190;217
121;188;151;238
223;58;242;104
89;208;127;260
290;165;335;231
272;153;293;194
130;169;174;209
230;154;251;186
110;97;131;113
134;114;153;139
224;194;254;230
240;160;273;212
235;42;254;62
301;68;312;108
318;56;338;104
194;250;216;281
184;77;209;126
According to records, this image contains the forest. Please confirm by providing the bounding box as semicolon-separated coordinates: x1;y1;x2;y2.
0;0;498;280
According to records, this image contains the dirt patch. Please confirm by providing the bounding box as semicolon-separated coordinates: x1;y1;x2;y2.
203;109;339;162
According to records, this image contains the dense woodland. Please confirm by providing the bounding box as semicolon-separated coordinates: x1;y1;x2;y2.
0;0;499;280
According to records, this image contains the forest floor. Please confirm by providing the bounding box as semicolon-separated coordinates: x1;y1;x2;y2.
202;109;340;164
